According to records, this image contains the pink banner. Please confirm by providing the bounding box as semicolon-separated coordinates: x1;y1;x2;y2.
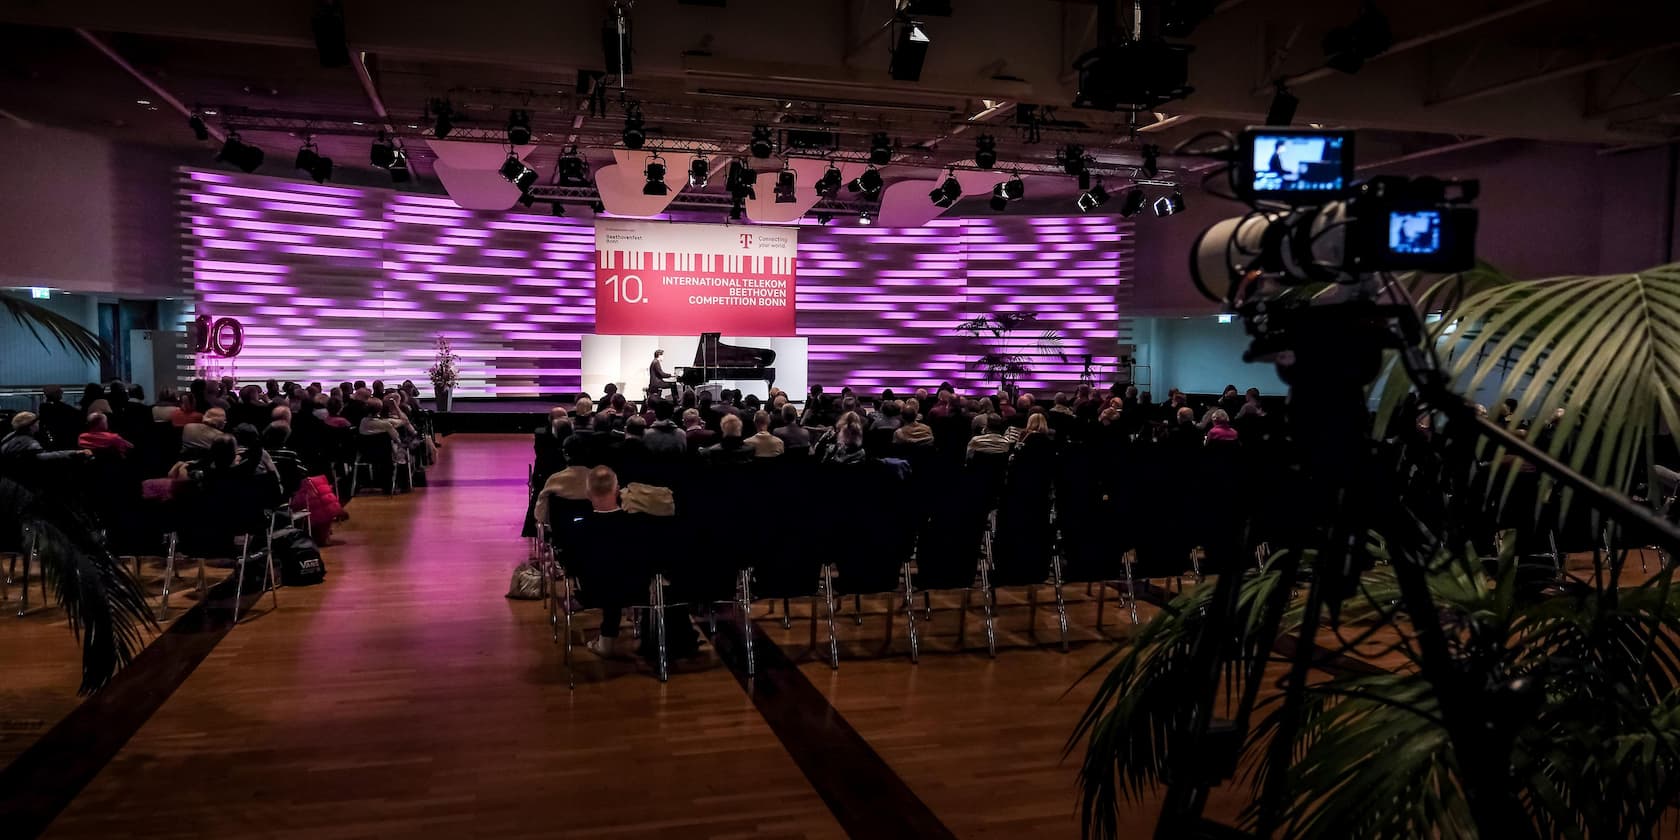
593;220;797;336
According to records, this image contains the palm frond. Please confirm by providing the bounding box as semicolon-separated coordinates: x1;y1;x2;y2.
0;292;107;364
0;477;157;693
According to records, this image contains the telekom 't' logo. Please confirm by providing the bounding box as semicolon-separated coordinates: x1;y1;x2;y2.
738;233;753;249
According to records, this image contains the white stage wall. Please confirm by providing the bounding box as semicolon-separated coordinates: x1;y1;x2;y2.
580;334;808;402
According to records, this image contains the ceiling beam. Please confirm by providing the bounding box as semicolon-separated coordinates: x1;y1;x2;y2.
73;27;225;143
1355;136;1507;171
1258;0;1557;95
1427;40;1680;107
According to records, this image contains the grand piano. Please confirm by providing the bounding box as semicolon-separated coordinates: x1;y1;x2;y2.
675;332;777;392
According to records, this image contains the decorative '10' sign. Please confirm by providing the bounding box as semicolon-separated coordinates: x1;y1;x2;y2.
192;315;245;358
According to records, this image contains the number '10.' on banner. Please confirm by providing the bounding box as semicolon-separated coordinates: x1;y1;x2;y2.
593;219;798;336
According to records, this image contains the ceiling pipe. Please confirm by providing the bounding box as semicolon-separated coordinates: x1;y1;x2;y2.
1257;0;1557;95
1355;136;1507;171
75;27;225;144
1428;40;1680;107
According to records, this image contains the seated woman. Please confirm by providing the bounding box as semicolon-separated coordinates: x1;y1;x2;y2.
816;411;867;465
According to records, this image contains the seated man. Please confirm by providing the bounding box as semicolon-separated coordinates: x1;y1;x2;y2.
702;414;754;464
572;466;698;662
772;403;811;453
181;406;229;453
78;412;135;457
743;410;785;458
967;414;1012;459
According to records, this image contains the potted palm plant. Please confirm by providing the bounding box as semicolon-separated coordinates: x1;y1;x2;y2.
426;335;460;412
1069;264;1680;838
954;312;1065;392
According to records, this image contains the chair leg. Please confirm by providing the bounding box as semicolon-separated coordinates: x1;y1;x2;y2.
232;537;251;623
563;575;575;690
957;589;970;650
348;458;360;497
823;564;840;670
978;558;997;658
902;564;920;665
738;568;756;678
780;597;792;630
652;577;669;683
17;537;32;617
159;532;177;618
923;590;932;621
853;592;864;626
1125;553;1140;625
265;541;280;612
1051;553;1069;653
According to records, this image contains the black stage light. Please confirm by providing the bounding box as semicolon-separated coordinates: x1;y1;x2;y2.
1001;173;1025;200
1077;179;1109;212
389;149;411;183
989;183;1009;212
689;156;709;188
869;132;893;166
643;156;669;196
551;201;566;217
622;106;645;150
975;134;997;169
519;192;536;208
217;133;264;173
429;99;455;139
500;153;538;192
507;109;532;145
858;209;873;225
1060;144;1085;176
815;212;833;225
750;124;774;159
188;112;210;141
591;200;606;213
1141;144;1160;177
890;18;931;82
847;165;883;195
1266;83;1299;127
929;170;961;208
516;167;538;192
774;167;798;203
1153;190;1185;217
295;141;332;183
370;133;396;168
727;158;757;200
1119;186;1146;217
815;162;843;198
557;147;590;186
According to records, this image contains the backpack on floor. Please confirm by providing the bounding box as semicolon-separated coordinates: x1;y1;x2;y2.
271;527;327;586
506;562;545;600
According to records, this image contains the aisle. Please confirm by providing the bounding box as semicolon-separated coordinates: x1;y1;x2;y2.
45;435;843;839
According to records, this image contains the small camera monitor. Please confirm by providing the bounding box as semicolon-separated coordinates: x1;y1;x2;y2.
1388;210;1442;255
1238;128;1353;203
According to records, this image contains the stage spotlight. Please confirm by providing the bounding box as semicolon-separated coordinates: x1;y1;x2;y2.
295;141;333;183
622;106;645;150
929;170;961;208
858;209;873;225
187;112;210;141
689;156;709;188
389;149;411;183
216;133;264;173
975;134;997;169
557;147;590;186
507;109;532;145
1060;144;1086;176
370;133;397;168
815;212;833;225
1077;179;1109;212
643;156;669;196
499;153;538;192
890;18;930;82
1119;186;1146;217
519;192;536;208
750;124;774;159
869;132;893;166
1001;173;1025;200
1141;144;1160;177
429;99;455;139
1153;190;1185;217
727;158;758;200
774;168;798;203
815;162;843;198
989;184;1009;212
847;166;883;195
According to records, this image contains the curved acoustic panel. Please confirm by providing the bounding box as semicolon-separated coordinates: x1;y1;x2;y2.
742;159;870;223
425;139;536;169
595;150;697;218
431;160;523;211
877;170;1016;226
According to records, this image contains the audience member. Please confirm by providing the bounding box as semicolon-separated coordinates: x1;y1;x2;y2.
869;400;903;433
817;411;867;464
772;404;811;453
702;415;752;464
182;407;229;452
78;412;134;457
644;404;687;458
1205;409;1238;444
894;400;934;447
967;414;1012;458
37;385;83;451
744;410;785;458
682;409;716;452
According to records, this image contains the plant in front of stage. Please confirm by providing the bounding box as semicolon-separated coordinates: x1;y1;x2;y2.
426;335;461;411
954;312;1065;393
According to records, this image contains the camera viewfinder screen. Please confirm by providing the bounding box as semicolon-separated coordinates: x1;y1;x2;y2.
1250;133;1347;194
1389;210;1443;255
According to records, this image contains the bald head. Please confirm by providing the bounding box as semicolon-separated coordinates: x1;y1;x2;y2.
203;407;228;429
586;466;619;511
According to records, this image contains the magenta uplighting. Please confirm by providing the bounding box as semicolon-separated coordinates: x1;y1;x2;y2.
183;171;1133;397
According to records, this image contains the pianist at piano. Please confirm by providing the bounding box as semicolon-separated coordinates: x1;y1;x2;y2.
581;333;808;406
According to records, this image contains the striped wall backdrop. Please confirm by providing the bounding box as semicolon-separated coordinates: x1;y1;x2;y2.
182;170;1132;397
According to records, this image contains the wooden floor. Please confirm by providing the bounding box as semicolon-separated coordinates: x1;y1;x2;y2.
2;434;1203;838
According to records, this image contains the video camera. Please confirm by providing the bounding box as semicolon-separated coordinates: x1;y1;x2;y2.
1192;127;1479;297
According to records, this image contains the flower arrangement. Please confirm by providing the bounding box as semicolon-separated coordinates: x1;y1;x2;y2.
425;335;461;391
